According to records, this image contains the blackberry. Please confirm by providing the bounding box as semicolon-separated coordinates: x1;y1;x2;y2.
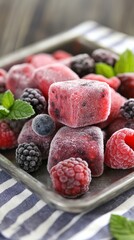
20;88;47;114
120;99;134;120
16;142;42;172
70;55;95;78
91;48;119;67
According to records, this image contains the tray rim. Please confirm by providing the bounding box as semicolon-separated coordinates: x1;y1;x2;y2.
0;21;134;213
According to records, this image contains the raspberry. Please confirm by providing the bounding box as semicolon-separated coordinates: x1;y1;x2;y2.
118;73;134;98
0;121;18;149
50;157;91;198
16;142;42;172
91;48;119;66
0;69;7;93
70;55;95;78
53;50;72;60
120;99;134;120
20;88;47;114
83;73;120;90
105;128;134;169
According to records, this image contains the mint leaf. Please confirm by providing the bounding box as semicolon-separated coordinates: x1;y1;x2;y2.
0;93;4;104
114;49;134;75
2;90;14;109
7;100;35;120
110;214;134;240
95;63;115;78
0;105;9;116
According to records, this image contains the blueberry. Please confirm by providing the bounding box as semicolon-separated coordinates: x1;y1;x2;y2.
32;114;55;136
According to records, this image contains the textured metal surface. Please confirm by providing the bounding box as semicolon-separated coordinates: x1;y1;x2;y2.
0;22;134;213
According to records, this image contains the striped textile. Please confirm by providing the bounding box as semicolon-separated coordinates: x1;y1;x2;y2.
0;168;133;240
0;22;134;240
82;21;134;53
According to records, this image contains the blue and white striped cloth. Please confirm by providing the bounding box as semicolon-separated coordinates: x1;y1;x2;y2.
0;167;134;240
0;22;134;240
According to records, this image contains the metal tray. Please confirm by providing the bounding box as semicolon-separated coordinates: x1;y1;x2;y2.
0;21;134;213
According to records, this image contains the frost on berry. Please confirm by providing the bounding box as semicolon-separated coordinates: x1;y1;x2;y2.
105;128;134;169
50;157;91;198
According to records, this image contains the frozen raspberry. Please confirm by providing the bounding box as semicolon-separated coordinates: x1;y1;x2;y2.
70;54;95;77
83;73;120;90
91;48;119;66
20;88;47;114
0;121;18;149
105;128;134;169
118;73;134;98
50;157;91;198
6;63;35;98
32;114;56;136
25;53;56;68
53;50;72;60
0;69;7;93
120;99;134;120
16;142;42;172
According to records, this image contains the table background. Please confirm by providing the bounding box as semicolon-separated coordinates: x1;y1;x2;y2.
0;0;134;57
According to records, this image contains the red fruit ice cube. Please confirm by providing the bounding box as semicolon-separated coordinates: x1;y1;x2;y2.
48;79;111;128
83;73;120;91
26;53;56;68
47;125;104;177
6;63;35;98
32;63;79;99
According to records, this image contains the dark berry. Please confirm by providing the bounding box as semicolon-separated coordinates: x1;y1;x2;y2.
32;114;56;136
0;69;7;93
92;48;119;66
70;55;95;78
120;99;134;120
20;88;47;114
16;142;42;172
50;157;91;198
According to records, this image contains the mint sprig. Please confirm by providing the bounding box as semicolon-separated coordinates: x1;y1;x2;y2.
95;49;134;77
0;90;35;120
110;214;134;240
95;63;115;78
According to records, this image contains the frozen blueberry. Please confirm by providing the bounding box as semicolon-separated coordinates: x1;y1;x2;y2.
32;114;56;136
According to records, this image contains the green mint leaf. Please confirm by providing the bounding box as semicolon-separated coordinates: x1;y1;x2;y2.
95;63;115;78
2;90;14;109
0;93;4;104
0;105;9;116
114;49;134;75
110;214;134;240
7;100;35;120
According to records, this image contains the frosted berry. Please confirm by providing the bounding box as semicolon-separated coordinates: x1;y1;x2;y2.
0;69;7;93
32;114;56;136
0;121;18;149
84;73;120;90
118;73;134;98
25;53;56;68
6;63;35;98
92;48;119;66
16;142;42;172
20;88;47;114
53;50;72;60
105;128;134;169
50;157;91;198
120;99;134;120
70;55;95;77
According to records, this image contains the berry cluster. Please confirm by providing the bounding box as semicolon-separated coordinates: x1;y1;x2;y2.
1;47;134;200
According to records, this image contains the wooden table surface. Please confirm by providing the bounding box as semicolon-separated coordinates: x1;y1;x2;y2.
0;0;134;57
